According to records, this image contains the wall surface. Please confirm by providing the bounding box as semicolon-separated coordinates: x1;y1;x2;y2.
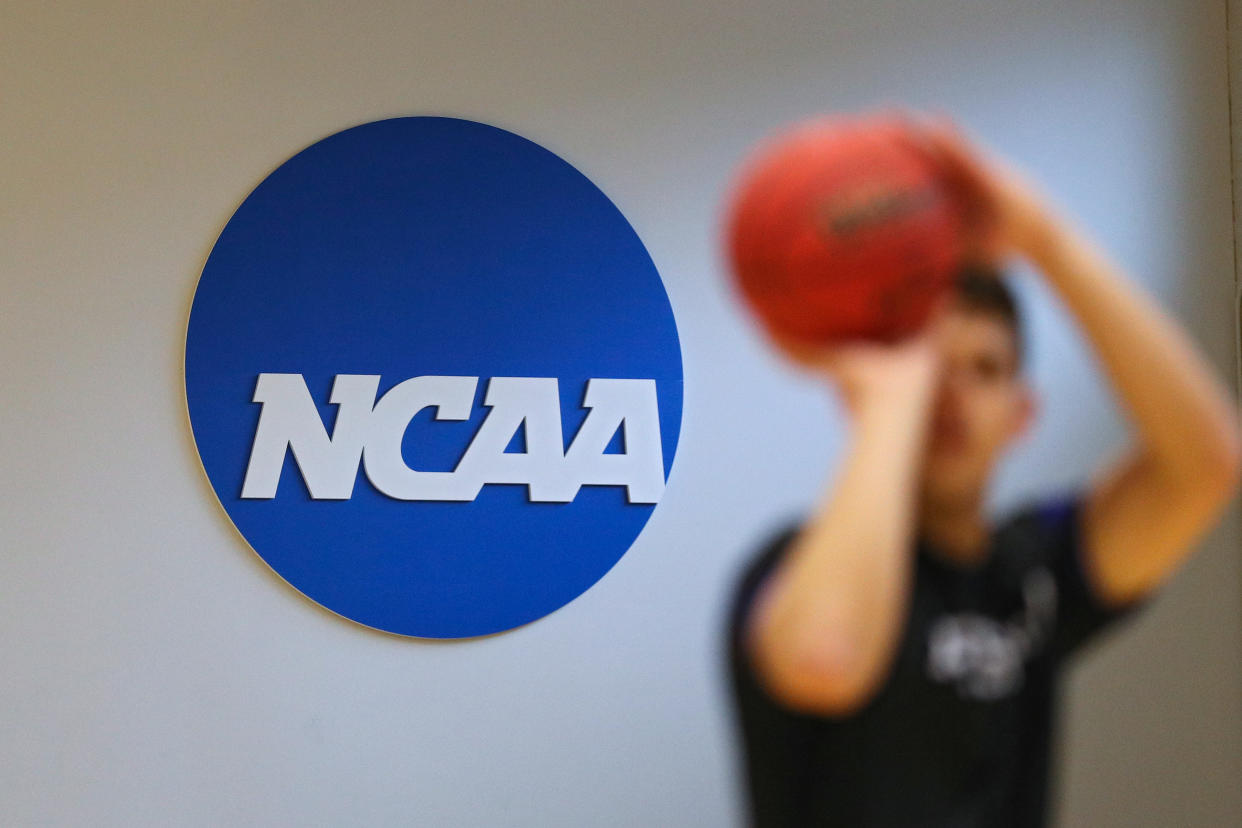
2;2;1238;825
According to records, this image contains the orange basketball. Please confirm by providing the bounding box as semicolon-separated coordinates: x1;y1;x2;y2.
725;114;969;345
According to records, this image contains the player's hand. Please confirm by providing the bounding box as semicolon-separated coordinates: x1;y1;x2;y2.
897;112;1056;266
771;298;950;416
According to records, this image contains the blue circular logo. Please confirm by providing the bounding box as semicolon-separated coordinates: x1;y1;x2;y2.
185;117;682;638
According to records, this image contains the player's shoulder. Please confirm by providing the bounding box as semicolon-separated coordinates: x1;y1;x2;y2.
999;488;1082;531
989;489;1086;577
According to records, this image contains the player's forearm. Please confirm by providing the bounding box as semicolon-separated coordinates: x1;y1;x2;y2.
748;385;932;714
1026;214;1241;485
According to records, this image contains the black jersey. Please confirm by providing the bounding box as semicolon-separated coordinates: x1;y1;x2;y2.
725;492;1148;827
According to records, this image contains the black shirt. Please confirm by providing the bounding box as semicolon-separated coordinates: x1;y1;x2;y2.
725;492;1147;827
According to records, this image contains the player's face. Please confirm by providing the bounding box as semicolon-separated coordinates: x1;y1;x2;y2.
919;304;1034;507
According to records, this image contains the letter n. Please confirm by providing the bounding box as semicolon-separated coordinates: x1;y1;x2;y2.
240;373;379;499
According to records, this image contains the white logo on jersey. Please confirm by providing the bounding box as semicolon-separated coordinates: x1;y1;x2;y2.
925;568;1057;700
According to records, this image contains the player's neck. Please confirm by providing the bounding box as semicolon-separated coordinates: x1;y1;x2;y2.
916;494;991;570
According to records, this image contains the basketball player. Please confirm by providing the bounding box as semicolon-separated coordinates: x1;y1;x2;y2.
725;116;1242;826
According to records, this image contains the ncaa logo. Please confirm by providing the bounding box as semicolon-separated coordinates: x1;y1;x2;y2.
185;117;682;638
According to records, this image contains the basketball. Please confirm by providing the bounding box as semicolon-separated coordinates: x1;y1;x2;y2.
725;114;970;345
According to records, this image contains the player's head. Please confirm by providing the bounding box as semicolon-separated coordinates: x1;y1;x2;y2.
918;265;1036;510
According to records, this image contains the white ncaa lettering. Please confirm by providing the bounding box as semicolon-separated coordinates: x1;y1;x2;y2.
241;373;379;500
363;375;479;501
240;374;665;504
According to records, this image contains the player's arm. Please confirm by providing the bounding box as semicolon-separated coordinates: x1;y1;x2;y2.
1027;216;1239;607
743;324;943;716
918;117;1242;609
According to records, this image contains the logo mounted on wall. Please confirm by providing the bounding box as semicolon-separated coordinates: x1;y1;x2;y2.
185;117;682;638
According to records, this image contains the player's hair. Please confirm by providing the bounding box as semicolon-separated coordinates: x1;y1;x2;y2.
952;264;1025;372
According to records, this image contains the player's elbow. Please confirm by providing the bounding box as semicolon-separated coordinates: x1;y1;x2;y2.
750;631;879;717
1210;424;1242;494
1160;416;1242;513
1193;421;1242;507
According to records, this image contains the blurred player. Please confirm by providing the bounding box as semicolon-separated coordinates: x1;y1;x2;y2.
725;115;1242;826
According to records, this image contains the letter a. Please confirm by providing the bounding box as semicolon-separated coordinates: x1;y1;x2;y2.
560;379;665;504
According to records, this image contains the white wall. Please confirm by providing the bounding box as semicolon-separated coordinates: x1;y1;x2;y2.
2;2;1237;825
